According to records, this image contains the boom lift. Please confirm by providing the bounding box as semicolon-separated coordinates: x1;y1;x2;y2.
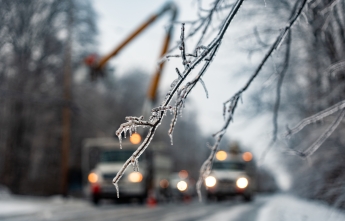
85;2;177;102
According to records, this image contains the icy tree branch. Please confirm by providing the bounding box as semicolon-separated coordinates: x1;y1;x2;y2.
112;0;245;197
291;109;345;158
272;31;291;142
285;99;345;137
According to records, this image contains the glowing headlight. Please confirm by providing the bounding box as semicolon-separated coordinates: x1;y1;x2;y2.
205;176;217;187
88;172;98;183
128;172;143;183
236;177;248;189
177;181;188;191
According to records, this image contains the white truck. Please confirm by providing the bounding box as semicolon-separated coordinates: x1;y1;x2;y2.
82;137;171;204
204;150;255;201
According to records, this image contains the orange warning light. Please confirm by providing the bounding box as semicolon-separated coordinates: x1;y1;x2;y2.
242;152;253;162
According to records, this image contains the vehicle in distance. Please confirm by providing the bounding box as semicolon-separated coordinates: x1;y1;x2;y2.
83;137;171;204
204;150;255;201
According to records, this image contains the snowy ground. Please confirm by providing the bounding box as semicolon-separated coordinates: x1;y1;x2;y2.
256;194;345;221
0;193;345;221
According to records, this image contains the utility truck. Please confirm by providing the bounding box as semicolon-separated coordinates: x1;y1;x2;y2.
82;137;171;204
204;147;256;202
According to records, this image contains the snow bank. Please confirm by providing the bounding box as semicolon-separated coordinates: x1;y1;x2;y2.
257;194;345;221
0;199;42;218
200;203;254;221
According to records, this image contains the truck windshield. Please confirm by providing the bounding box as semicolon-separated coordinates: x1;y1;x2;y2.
100;150;134;162
213;162;245;170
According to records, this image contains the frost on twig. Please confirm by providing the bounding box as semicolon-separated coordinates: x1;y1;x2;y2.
285;99;345;138
288;109;345;158
115;115;154;149
282;99;345;158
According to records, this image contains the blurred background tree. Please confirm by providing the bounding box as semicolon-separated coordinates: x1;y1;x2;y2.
245;0;345;209
0;0;210;195
0;0;97;195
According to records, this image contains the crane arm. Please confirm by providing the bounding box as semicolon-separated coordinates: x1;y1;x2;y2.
94;2;177;90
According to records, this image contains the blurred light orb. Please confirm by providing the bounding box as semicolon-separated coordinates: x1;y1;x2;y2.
177;181;188;191
242;152;253;162
216;151;227;161
178;170;188;179
128;172;143;183
236;177;248;189
130;133;141;144
160;179;169;188
88;173;98;183
205;176;217;187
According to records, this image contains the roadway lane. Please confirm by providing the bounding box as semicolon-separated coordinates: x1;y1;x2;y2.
0;195;268;221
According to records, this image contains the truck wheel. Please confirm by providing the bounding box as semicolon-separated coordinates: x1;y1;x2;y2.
243;194;253;202
138;197;146;205
206;194;215;203
92;195;100;205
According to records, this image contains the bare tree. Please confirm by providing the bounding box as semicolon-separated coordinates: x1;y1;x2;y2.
0;0;97;194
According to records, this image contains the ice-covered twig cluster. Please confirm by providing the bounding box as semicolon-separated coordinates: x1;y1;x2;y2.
112;0;245;197
284;100;345;157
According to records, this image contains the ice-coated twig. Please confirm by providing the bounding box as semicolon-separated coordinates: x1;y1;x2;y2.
199;78;209;98
285;99;345;137
298;109;345;157
196;131;224;200
175;68;183;78
272;30;291;143
115;116;154;149
180;23;189;69
327;60;345;77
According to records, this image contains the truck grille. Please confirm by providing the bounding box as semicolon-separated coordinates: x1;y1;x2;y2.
103;173;117;180
218;180;235;185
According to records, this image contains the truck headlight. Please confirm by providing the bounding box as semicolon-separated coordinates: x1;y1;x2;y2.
236;177;248;189
128;172;143;183
177;181;188;191
88;172;98;183
205;176;217;187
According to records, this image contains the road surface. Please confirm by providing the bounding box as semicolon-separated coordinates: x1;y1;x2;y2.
0;195;267;221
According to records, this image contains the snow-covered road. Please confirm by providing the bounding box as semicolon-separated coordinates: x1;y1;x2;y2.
1;194;344;221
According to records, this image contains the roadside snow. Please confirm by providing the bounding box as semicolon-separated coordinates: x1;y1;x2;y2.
257;194;345;221
0;194;84;219
0;197;43;218
200;203;255;221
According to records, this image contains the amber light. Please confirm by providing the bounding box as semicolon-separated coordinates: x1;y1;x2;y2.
88;173;98;183
160;179;169;188
130;133;141;144
216;151;227;161
178;170;188;179
242;152;253;162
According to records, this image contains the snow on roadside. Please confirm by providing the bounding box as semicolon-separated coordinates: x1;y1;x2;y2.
199;203;255;221
0;194;85;219
257;194;345;221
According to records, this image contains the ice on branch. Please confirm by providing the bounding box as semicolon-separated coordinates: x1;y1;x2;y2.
115;115;153;149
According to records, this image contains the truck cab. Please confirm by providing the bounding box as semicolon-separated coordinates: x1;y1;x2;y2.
204;150;255;201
